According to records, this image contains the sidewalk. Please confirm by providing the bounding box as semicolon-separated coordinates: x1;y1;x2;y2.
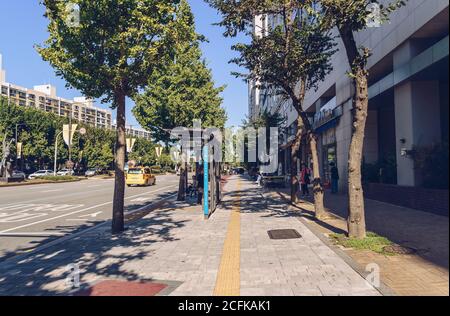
272;188;449;296
0;176;379;296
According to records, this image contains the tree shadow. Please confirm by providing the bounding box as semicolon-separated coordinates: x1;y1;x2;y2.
0;199;188;296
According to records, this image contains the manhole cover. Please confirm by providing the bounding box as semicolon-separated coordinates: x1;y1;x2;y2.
268;229;302;240
383;245;417;255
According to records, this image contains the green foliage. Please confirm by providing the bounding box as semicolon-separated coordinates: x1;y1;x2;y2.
362;154;397;185
37;0;184;104
0;97;157;172
128;138;157;167
35;175;80;182
133;0;227;145
413;142;449;190
208;0;336;110
330;232;394;255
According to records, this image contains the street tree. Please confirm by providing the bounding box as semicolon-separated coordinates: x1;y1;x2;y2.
320;0;406;238
38;0;185;234
207;0;335;217
133;0;227;201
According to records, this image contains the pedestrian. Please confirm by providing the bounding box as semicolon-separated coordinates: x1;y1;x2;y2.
330;162;339;194
299;163;311;198
197;167;205;205
255;169;263;187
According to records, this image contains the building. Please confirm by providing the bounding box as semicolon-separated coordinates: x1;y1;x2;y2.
0;54;113;129
111;123;153;141
249;1;449;194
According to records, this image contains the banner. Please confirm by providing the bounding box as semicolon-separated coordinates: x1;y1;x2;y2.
63;124;78;146
16;142;22;159
126;138;136;153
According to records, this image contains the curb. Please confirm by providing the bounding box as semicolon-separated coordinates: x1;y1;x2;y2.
0;178;85;188
0;193;178;268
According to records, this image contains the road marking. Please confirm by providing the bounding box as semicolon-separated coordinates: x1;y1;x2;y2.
80;211;103;218
41;189;64;193
214;179;241;296
0;232;66;237
0;185;178;234
131;197;152;203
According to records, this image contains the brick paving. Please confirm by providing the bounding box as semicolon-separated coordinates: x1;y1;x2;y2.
0;176;379;296
273;188;449;296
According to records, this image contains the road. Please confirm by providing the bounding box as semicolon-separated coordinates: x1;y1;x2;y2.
0;174;179;261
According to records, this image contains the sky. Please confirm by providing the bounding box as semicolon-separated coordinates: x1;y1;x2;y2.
0;0;248;128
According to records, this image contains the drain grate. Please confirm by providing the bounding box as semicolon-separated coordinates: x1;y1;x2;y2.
268;229;302;240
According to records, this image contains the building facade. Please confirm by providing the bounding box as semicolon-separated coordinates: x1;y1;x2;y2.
249;0;449;192
0;55;112;129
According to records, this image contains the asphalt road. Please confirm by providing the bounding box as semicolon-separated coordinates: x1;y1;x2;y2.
0;174;179;261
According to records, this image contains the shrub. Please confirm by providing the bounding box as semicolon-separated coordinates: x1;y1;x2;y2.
413;142;449;190
35;176;79;182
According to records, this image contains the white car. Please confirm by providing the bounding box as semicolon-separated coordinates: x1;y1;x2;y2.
56;169;74;176
28;170;54;180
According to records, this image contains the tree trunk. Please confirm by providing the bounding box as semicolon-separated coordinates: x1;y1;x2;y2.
111;91;126;234
339;26;368;239
309;132;326;218
290;117;304;204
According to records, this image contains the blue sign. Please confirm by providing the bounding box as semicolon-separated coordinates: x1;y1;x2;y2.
203;146;209;218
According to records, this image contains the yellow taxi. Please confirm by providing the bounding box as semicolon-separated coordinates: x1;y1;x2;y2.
126;167;156;187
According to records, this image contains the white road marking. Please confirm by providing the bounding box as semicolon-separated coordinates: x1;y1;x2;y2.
0;232;66;237
131;197;152;203
80;211;103;218
41;189;64;193
0;184;178;234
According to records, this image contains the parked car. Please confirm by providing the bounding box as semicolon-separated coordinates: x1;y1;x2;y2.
56;169;75;176
10;170;26;181
85;168;99;177
28;170;53;180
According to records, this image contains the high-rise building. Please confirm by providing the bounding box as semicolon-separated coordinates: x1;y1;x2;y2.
249;1;449;192
0;54;112;129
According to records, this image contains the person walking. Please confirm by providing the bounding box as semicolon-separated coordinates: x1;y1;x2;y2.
299;163;311;198
330;162;339;194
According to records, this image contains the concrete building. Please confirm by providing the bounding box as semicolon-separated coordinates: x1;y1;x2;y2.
249;0;449;192
0;55;113;129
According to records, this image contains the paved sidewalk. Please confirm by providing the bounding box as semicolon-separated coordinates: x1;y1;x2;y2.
0;176;379;296
272;188;449;296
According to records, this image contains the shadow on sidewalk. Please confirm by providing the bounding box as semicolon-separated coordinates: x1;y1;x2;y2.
271;186;449;270
0;196;188;296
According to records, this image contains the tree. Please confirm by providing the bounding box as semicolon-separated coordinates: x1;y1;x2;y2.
38;0;185;234
320;0;405;238
128;138;157;167
207;0;335;217
241;110;286;172
133;0;227;201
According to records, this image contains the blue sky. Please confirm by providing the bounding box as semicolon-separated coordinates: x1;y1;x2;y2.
0;0;248;128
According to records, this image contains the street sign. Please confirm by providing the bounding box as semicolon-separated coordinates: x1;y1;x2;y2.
63;124;78;146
